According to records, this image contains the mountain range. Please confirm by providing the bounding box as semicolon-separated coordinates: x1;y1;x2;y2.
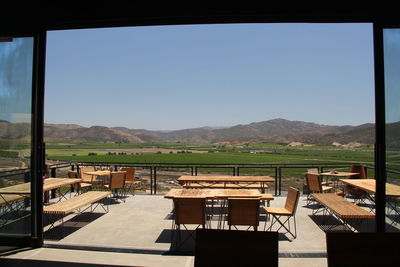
35;118;379;146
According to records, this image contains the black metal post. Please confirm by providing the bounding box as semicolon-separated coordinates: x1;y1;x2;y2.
31;30;46;248
274;167;278;196
150;167;153;195
154;167;157;195
373;22;387;232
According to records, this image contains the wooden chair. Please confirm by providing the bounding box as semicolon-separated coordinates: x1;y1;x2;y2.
345;165;368;203
227;198;260;231
306;173;333;206
78;166;96;183
303;168;320;195
103;171;126;202
67;170;92;194
121;167;139;195
172;197;206;252
263;187;300;239
326;232;400;267
195;229;278;267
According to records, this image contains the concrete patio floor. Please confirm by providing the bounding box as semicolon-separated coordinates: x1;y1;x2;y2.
1;192;377;266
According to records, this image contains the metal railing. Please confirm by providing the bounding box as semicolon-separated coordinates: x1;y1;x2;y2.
2;161;388;195
40;161;372;195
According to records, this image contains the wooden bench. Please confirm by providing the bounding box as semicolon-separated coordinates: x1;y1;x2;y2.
311;193;374;232
44;191;112;229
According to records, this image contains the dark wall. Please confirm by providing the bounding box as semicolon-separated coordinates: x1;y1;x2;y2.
1;2;399;36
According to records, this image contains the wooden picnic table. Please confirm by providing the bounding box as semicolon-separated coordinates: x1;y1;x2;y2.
0;178;82;195
320;171;360;188
165;188;274;204
340;179;400;197
177;175;274;192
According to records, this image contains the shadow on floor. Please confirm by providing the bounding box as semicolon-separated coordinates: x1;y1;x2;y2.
309;214;375;232
0;258;143;267
44;212;106;241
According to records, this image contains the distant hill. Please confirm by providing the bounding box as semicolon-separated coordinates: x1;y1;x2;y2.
43;119;377;146
1;119;381;146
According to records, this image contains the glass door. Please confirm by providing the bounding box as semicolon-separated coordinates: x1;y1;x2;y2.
0;36;41;252
383;28;400;231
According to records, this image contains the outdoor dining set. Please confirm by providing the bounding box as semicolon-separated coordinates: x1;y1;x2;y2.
164;165;400;250
1;164;399;251
0;166;140;230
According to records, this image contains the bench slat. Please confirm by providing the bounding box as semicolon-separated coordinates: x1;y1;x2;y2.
312;193;374;219
44;191;111;215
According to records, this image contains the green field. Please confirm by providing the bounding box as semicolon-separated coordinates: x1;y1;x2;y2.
48;150;375;165
44;141;400;184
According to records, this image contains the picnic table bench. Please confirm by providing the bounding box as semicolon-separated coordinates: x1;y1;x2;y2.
311;193;374;232
44;191;112;229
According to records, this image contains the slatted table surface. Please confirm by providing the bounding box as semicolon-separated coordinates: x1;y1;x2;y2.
340;179;400;197
164;188;273;200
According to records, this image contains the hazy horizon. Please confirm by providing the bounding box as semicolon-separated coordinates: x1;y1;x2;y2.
43;117;376;132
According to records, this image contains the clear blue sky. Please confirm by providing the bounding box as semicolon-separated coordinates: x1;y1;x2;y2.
45;23;374;130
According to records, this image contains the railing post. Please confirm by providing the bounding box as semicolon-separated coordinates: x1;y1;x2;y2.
51;167;56;178
150;167;153;195
237;167;240;176
232;167;235;176
278;167;282;195
191;167;194;176
24;170;30;183
154;167;157;195
274;167;278;196
195;167;198;176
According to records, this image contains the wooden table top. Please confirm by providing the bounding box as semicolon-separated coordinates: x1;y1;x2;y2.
83;171;111;176
177;175;275;183
312;193;374;219
0;178;82;195
43;178;82;191
164;188;265;199
340;179;400;197
320;172;360;177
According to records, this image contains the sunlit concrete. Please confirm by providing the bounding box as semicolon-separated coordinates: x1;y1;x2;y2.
2;192;377;266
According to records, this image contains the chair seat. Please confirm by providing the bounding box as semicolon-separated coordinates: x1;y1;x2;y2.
322;186;333;192
260;194;274;201
262;206;291;216
79;182;92;188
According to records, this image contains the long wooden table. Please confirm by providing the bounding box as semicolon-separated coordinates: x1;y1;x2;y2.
340;179;400;197
0;178;82;195
165;188;274;229
320;171;359;188
177;175;274;192
0;178;82;227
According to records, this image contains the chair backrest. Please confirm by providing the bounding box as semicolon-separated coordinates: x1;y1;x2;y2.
307;168;319;174
121;167;135;182
227;198;260;227
67;171;78;178
195;229;278;267
284;187;300;215
173;197;206;225
326;232;400;267
306;173;323;192
108;171;126;189
350;165;367;179
79;166;95;182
